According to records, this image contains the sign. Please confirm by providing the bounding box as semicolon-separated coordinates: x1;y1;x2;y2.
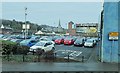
109;32;118;40
76;23;97;27
89;27;97;33
76;27;97;33
22;24;30;29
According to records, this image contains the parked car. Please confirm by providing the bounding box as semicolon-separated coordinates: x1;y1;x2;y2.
20;39;38;47
1;35;8;40
84;37;91;41
0;34;3;38
91;37;99;42
64;38;74;45
30;41;55;53
40;37;55;44
17;35;31;39
72;36;77;41
30;36;40;40
0;34;4;40
84;39;95;48
10;39;23;43
74;38;84;47
2;35;16;41
90;38;97;45
52;36;60;41
54;38;64;44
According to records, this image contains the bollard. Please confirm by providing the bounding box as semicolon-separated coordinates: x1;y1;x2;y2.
54;53;56;59
53;53;56;62
33;49;34;55
23;55;25;62
82;56;84;62
38;55;40;62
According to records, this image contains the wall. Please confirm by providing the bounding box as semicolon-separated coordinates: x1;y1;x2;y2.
102;2;118;63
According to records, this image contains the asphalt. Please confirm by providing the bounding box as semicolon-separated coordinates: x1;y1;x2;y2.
54;44;95;62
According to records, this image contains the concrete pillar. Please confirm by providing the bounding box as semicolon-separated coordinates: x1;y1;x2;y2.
101;2;118;63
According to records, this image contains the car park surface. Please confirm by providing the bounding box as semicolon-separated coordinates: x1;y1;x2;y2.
54;44;96;62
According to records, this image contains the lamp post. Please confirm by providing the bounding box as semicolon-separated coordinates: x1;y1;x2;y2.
25;7;27;40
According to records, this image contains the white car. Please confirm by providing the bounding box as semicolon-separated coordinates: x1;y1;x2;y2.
90;38;98;45
30;41;55;52
84;39;94;47
40;37;55;44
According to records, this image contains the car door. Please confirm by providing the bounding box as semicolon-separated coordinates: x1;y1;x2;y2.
44;42;53;51
29;40;37;47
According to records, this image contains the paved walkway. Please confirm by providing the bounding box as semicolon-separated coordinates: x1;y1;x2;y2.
2;62;118;72
86;47;98;63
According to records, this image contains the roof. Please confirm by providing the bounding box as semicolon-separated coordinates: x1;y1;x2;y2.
0;25;13;30
35;30;44;34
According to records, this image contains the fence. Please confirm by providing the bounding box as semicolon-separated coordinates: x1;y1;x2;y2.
2;52;85;62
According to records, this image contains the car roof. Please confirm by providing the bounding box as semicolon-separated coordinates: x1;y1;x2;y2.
86;39;94;41
39;41;51;43
76;38;83;40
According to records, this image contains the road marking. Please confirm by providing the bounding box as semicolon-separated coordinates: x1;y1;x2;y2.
55;50;82;57
69;51;82;57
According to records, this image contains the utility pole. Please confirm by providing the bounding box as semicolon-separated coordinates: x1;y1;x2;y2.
25;7;27;40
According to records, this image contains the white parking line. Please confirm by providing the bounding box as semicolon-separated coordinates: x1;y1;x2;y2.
55;50;82;57
55;50;74;52
69;51;82;57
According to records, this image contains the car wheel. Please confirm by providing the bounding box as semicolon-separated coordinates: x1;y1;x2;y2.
52;47;55;51
42;49;45;53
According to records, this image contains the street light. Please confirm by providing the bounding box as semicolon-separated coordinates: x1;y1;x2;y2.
24;7;27;40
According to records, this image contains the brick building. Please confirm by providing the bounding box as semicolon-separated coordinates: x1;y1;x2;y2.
68;21;76;35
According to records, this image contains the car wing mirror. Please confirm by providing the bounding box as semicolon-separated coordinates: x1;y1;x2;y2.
44;44;47;47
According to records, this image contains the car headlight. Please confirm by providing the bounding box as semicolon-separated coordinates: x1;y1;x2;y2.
30;48;33;51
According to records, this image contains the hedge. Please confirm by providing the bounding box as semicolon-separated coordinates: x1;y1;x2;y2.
1;40;29;55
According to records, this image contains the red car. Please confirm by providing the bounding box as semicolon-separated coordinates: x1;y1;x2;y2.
54;38;64;44
64;38;74;45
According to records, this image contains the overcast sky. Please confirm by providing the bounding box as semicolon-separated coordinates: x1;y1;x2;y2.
2;2;102;28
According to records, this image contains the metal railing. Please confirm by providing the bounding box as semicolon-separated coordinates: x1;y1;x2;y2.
2;50;85;62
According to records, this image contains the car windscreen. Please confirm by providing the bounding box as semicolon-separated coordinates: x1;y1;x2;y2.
40;38;51;41
11;39;17;42
34;42;45;46
76;39;83;42
20;40;30;44
86;39;93;43
0;34;3;38
31;36;40;39
56;38;62;40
